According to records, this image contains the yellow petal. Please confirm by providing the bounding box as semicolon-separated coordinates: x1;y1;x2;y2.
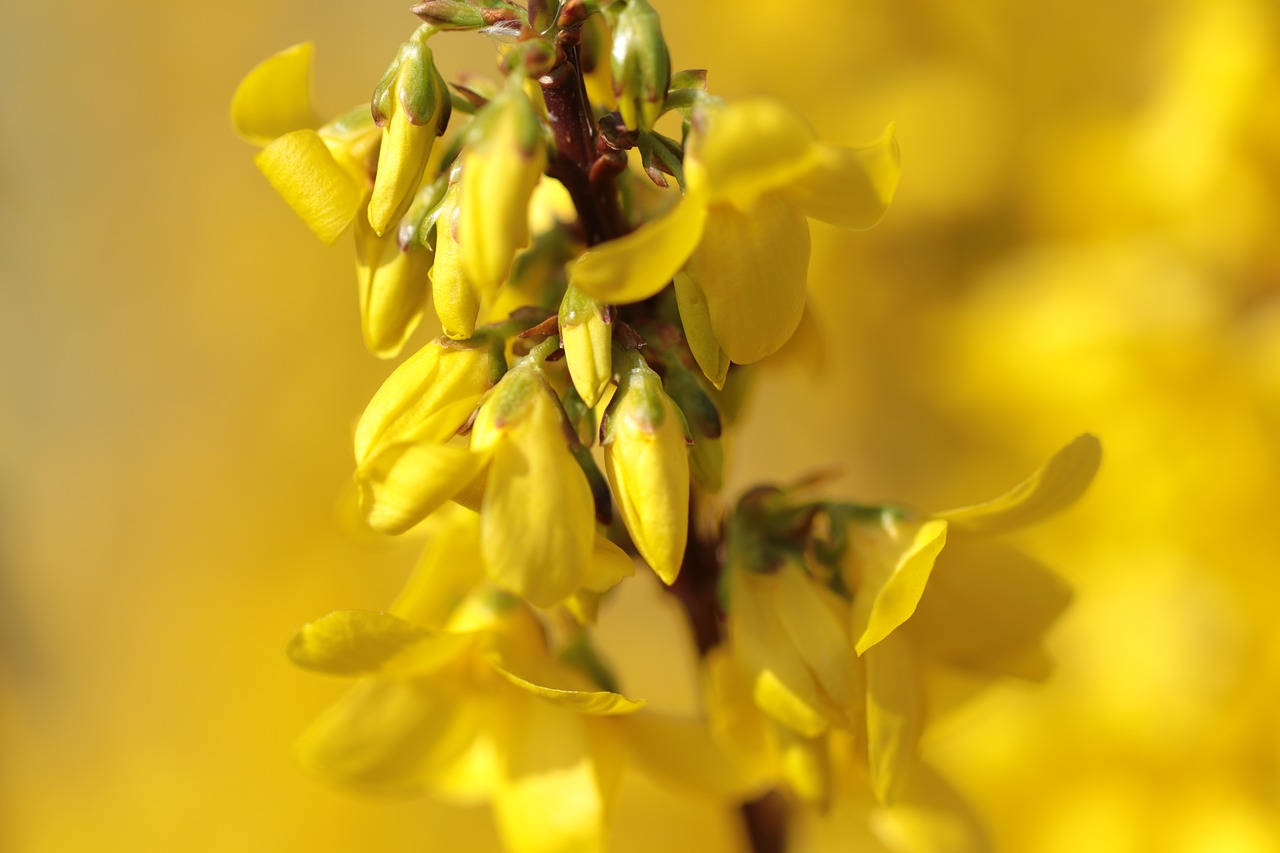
389;504;486;630
777;726;831;809
430;191;482;339
253;129;363;244
560;287;614;407
369;108;434;236
910;540;1071;677
354;213;432;359
876;762;992;853
295;672;482;794
582;534;637;594
231;42;320;146
864;632;919;805
357;441;488;535
673;270;730;389
620;712;763;799
570;198;707;304
784;124;901;230
492;697;611;853
730;568;832;738
774;562;859;718
939;434;1102;535
489;662;645;715
287;610;464;677
701;647;779;789
481;395;596;607
690;194;811;364
686;97;819;208
848;518;949;655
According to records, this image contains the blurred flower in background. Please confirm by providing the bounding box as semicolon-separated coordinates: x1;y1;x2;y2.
2;1;1278;852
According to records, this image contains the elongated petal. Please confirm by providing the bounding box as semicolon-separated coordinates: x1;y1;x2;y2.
254;129;363;244
489;662;644;715
877;762;992;853
730;568;832;738
621;712;763;799
482;397;596;607
690;194;811;364
784;125;901;230
231;42;320;145
848;519;949;655
910;541;1071;677
673;270;730;389
389;504;486;630
287;610;465;677
357;441;488;534
354;214;432;359
570;199;707;304
295;674;482;794
864;632;919;805
775;562;858;717
939;434;1102;535
686;98;819;208
493;697;611;853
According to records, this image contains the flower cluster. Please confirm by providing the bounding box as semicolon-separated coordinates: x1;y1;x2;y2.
232;1;1098;850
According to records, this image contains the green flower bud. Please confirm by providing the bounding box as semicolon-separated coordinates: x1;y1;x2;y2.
610;0;671;133
368;32;452;236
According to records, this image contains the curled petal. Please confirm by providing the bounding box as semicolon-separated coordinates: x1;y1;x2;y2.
287;610;465;677
784;124;901;230
231;42;320;145
253;129;363;244
570;199;707;304
939;434;1102;535
848;519;949;655
357;442;488;535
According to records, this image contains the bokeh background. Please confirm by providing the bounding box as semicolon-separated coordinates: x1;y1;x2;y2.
3;0;1278;850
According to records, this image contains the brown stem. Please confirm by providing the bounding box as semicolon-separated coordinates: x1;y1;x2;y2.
538;37;627;245
536;31;788;853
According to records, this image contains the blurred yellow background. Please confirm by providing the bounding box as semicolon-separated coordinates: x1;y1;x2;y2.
3;1;1278;851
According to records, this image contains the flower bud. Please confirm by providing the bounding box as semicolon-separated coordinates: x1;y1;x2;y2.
368;33;452;236
429;181;482;339
610;0;671;133
602;356;689;584
458;86;547;297
559;286;614;407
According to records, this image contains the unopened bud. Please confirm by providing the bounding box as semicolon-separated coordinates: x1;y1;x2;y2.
429;182;482;339
368;32;452;236
354;210;434;359
458;85;547;296
560;286;614;407
602;355;690;584
610;0;671;132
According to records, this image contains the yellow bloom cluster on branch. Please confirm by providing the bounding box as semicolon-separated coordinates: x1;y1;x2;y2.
232;2;1099;850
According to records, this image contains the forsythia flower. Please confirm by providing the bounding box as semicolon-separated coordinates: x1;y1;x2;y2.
570;97;901;369
289;506;641;853
714;435;1101;805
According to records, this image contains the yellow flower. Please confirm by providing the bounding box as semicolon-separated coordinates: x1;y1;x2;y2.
353;334;505;535
289;506;643;853
558;286;613;407
602;354;690;585
469;359;600;607
231;43;378;245
717;435;1101;805
570;97;900;369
